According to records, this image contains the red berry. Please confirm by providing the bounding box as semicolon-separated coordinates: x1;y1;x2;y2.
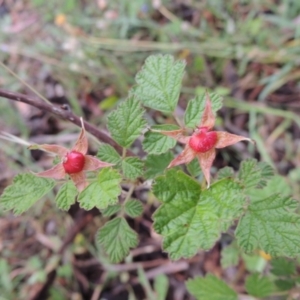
189;128;217;153
63;151;85;174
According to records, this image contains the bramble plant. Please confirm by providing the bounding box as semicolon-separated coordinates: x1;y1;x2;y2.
1;54;299;299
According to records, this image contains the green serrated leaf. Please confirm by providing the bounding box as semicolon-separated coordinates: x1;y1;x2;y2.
184;93;223;128
257;162;274;188
245;274;274;298
248;175;292;202
238;158;263;189
107;97;146;148
122;157;144;180
142;124;179;154
187;158;202;177
0;174;55;215
78;168;121;210
153;170;244;259
236;193;300;257
55;181;77;210
186;274;238;300
221;243;239;269
144;152;174;179
96;217;138;263
97;144;121;165
132;54;185;114
216;167;235;180
124;199;143;218
271;258;296;276
101;204;121;217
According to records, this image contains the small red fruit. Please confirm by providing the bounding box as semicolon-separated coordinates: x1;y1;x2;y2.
189;127;217;153
63;151;85;174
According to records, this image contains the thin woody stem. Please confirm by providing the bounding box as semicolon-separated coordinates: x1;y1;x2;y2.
0;88;134;156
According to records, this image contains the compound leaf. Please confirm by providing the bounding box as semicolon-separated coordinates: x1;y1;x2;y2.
186;274;237;300
132;54;185;114
0;173;55;215
184;92;223;128
96;217;138;263
55;181;77;210
78;168;121;210
107;96;146;148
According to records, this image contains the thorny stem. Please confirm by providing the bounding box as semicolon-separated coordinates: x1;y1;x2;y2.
0;88;134;156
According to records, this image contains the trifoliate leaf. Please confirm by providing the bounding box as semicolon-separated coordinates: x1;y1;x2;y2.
271;258;296;276
245;274;275;298
186;274;237;300
97;144;121;165
184;93;223;128
187;158;202;177
107;96;146;148
78;168;121;210
153;170;244;259
55;181;77;210
96;217;138;263
144;152;174;179
0;173;55;215
221;243;239;269
236;193;300;257
101;204;121;217
124;199;143;218
122;157;144;180
132;54;185;114
142;124;179;154
216;167;235;180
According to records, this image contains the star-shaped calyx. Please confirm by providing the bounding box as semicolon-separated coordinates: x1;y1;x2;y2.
158;94;253;187
29;119;113;191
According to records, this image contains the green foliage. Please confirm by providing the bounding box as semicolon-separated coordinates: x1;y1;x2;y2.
238;158;272;189
184;92;223;128
271;258;296;276
142;124;179;154
245;273;275;298
153;170;244;259
124;199;143;218
78;168;122;210
101;204;121;217
236;193;300;257
121;157;144;180
154;274;169;300
0;174;55;215
186;158;202;177
97;144;121;165
132;54;185;114
55;181;77;210
144;152;174;179
216;167;235;180
221;243;239;268
96;217;138;263
107;96;146;148
186;275;237;300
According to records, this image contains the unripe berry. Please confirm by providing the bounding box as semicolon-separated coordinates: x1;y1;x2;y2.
63;151;85;174
189;127;217;153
